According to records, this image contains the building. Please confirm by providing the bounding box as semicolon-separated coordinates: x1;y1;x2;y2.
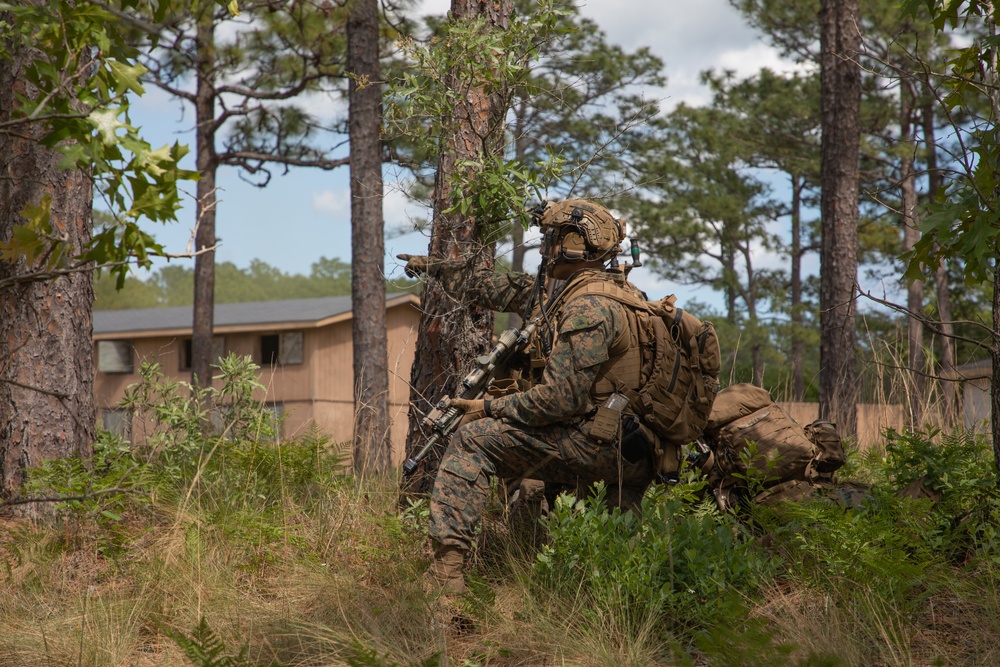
946;359;992;432
93;294;421;464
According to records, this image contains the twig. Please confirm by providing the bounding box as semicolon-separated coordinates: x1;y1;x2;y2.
1;475;141;508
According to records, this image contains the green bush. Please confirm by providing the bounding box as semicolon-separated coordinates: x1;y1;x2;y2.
534;482;772;632
25;354;347;560
880;427;1000;562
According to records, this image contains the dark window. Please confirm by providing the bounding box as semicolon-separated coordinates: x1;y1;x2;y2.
259;332;303;366
180;337;226;371
261;334;280;366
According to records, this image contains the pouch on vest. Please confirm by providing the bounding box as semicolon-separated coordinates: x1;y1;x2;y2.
587;392;629;444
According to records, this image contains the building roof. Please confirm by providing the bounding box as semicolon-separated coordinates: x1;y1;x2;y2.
943;358;992;382
93;293;420;339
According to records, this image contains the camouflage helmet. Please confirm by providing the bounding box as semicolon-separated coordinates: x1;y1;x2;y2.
532;199;626;262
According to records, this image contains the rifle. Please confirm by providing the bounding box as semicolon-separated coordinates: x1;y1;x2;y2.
402;316;539;477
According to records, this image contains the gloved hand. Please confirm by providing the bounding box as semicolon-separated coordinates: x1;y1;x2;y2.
396;254;429;278
446;397;487;423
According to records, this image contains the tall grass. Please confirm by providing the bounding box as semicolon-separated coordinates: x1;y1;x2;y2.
3;354;1000;665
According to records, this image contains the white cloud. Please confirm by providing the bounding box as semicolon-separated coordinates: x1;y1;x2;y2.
716;43;809;79
382;179;426;227
311;189;350;215
313;178;429;228
412;1;799;111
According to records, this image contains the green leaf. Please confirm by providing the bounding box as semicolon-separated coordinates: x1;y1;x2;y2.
107;59;147;95
88;108;127;145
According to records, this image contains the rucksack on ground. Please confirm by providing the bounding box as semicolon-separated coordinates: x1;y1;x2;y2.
702;384;847;509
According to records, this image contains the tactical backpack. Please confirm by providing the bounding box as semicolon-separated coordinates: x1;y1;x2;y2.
556;277;722;480
702;384;847;505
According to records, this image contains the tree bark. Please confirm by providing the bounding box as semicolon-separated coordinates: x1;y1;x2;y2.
0;28;95;498
403;0;513;493
347;0;390;474
993;260;1000;479
818;0;861;436
790;173;805;401
191;6;218;391
900;80;925;425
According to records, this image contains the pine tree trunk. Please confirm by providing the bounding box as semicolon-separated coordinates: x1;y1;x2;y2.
191;8;218;391
993;259;1000;484
790;173;805;401
818;0;861;436
403;0;512;493
347;0;390;474
743;247;763;386
900;81;925;425
0;31;95;499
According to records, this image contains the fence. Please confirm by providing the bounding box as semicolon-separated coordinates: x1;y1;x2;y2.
779;403;904;452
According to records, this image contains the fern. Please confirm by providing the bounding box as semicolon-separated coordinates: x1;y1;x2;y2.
169;617;256;667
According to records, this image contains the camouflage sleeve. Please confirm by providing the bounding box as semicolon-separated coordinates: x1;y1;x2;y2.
489;295;628;427
465;266;536;314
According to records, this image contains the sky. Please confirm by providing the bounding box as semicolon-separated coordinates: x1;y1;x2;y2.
124;0;800;305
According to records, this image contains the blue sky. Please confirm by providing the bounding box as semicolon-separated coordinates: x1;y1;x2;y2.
123;0;800;307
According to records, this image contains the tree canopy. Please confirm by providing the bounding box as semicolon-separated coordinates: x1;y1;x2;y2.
93;257;418;309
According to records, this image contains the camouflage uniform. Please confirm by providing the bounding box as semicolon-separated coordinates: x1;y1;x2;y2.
429;267;654;552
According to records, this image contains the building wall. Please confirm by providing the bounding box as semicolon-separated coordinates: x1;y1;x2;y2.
94;302;420;465
962;377;992;432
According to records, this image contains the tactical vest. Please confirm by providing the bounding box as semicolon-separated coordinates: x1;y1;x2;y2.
523;269;722;479
525;270;644;404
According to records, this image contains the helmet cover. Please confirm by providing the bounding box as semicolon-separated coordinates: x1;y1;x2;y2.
532;199;625;260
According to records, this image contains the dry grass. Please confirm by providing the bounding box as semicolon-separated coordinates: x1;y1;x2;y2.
5;481;1000;667
3;403;1000;666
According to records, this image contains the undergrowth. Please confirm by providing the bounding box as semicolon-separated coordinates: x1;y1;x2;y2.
2;359;1000;665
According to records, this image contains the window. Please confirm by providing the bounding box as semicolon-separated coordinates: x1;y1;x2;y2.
261;334;280;366
100;409;132;438
282;332;303;364
260;331;303;366
179;336;226;371
97;340;133;373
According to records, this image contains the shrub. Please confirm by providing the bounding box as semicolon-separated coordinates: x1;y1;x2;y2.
879;427;1000;561
534;481;773;633
24;355;347;556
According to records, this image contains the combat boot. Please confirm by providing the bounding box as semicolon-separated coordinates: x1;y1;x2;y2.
428;544;466;596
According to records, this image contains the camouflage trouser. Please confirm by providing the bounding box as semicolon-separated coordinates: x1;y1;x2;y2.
429;416;654;552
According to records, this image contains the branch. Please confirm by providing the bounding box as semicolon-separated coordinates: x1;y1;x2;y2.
146;76;197;104
86;0;185;34
219;151;350;171
856;281;997;346
0;466;141;508
215;73;332;102
0;111;90;132
3;378;69;400
0;246;217;292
